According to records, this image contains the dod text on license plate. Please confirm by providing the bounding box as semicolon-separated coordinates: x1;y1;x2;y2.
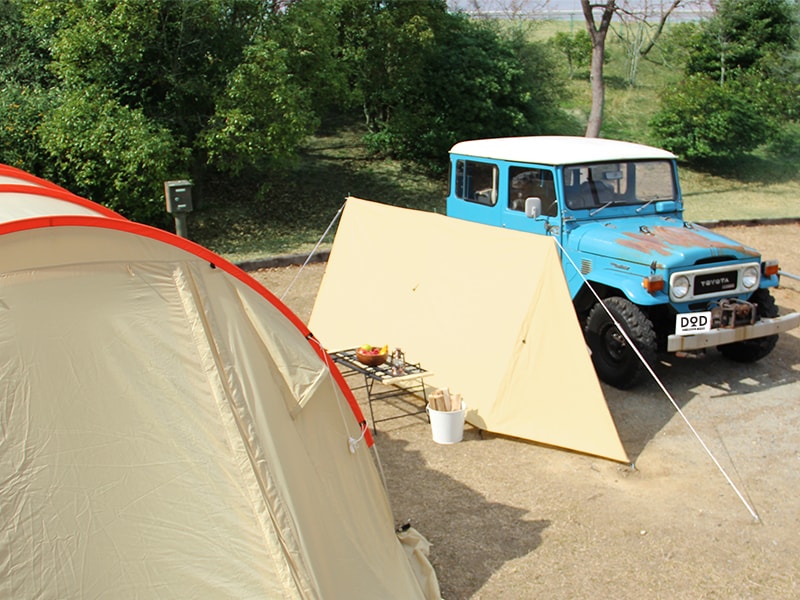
676;311;712;335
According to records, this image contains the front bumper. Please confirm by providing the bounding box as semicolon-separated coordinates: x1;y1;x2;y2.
667;312;800;352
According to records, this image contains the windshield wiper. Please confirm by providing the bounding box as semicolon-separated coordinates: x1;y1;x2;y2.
589;200;617;217
636;195;671;213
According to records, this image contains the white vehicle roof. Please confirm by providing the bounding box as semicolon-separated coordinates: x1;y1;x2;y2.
450;136;676;165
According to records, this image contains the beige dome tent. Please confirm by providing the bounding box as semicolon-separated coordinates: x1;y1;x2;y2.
0;166;439;599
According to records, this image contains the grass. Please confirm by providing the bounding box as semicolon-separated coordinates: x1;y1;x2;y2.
191;126;447;263
190;19;800;263
681;167;800;223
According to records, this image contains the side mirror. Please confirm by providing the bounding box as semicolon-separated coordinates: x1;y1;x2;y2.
525;196;542;219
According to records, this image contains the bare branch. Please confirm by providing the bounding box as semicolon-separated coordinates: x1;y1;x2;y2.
640;0;683;57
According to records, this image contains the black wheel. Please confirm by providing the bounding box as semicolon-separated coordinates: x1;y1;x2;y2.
718;289;779;362
585;297;657;389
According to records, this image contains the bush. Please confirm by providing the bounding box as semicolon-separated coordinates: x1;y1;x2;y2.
650;75;772;161
766;122;800;163
37;87;188;224
0;83;54;175
551;30;593;79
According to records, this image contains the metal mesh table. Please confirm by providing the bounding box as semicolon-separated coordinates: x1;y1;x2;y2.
329;348;433;433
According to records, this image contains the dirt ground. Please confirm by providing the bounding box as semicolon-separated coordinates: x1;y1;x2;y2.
251;223;800;600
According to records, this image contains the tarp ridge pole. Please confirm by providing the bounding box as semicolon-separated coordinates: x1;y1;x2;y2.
554;236;761;522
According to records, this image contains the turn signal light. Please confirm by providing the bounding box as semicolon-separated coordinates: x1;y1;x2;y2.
642;275;664;294
763;260;779;277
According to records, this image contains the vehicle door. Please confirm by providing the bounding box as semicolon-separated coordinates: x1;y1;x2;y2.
501;165;560;239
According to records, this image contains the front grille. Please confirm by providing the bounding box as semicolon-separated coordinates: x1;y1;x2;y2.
694;270;738;294
668;262;760;303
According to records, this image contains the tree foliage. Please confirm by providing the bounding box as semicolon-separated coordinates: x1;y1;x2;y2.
0;0;572;224
651;0;799;162
336;0;569;162
3;0;281;222
200;39;319;175
685;0;796;83
552;30;593;79
36;85;188;223
649;74;769;160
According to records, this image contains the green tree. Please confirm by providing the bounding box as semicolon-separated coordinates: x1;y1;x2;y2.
1;0;322;223
649;74;769;160
335;0;570;163
651;0;799;161
200;38;318;175
1;0;576;226
268;0;352;121
0;0;56;173
685;0;796;83
552;30;592;79
37;85;187;223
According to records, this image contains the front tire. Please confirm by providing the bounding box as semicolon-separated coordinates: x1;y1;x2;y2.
585;297;657;389
718;289;779;362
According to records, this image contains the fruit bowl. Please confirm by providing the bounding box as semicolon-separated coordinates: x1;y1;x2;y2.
356;345;388;367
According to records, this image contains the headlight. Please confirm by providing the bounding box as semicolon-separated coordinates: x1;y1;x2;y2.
672;274;690;299
742;265;759;289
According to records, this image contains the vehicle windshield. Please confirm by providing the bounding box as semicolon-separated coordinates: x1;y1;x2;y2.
563;160;676;211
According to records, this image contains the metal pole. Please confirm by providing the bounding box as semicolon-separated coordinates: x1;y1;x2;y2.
174;213;188;238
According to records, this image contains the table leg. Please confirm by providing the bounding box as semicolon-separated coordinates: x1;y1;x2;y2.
364;375;378;434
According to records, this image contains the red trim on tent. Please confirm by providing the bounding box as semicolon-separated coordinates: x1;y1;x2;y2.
0;164;70;192
0;213;373;446
0;183;126;220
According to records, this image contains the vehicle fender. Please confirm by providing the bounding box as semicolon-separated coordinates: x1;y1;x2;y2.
563;257;666;307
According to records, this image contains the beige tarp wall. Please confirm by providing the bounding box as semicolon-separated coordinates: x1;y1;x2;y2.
1;182;439;598
309;197;628;463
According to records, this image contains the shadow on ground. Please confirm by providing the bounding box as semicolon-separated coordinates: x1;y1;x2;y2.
374;431;550;599
606;330;800;462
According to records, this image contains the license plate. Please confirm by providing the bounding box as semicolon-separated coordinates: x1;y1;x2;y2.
675;311;712;335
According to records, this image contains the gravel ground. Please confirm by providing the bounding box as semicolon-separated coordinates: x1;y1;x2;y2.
251;223;800;600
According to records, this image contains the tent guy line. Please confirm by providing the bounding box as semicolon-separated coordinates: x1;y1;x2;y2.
280;202;345;302
555;235;761;522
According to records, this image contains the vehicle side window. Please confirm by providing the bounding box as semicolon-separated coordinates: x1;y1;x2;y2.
455;160;497;206
509;167;557;216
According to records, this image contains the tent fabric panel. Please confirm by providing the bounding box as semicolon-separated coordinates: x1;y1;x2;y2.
309;197;628;463
0;184;123;223
0;164;69;191
234;283;328;413
0;224;194;274
0;188;106;222
0;261;284;598
0;222;436;599
489;252;627;460
188;260;433;599
169;260;317;597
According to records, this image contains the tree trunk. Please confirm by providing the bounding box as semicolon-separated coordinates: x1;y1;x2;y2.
581;0;617;138
586;41;606;137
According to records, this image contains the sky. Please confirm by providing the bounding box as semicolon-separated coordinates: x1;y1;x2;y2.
446;0;714;21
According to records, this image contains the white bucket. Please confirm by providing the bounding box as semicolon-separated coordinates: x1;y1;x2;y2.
426;401;466;444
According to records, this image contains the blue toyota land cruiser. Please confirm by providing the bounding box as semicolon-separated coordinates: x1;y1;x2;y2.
446;136;800;389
